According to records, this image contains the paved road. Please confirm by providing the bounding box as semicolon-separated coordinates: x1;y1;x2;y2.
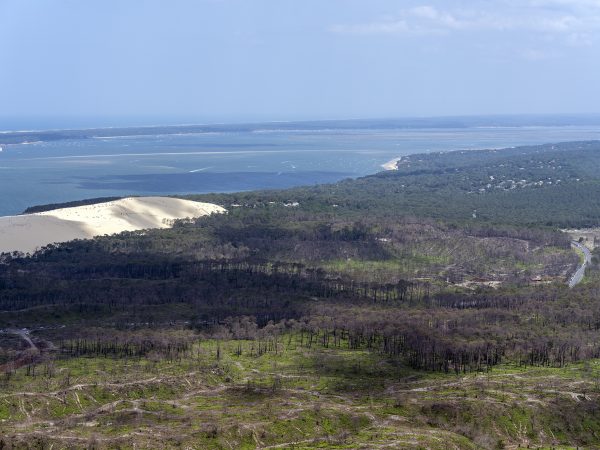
569;241;592;288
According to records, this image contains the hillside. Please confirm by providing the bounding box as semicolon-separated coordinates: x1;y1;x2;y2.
2;141;600;448
0;197;224;254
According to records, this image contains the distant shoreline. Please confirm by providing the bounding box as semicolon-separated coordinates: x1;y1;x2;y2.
3;114;600;145
381;157;401;171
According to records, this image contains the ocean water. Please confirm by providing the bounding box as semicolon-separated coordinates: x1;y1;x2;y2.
1;124;600;216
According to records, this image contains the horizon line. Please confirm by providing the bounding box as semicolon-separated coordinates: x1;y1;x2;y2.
2;112;600;135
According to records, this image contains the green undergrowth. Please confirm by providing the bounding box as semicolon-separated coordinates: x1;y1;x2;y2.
1;337;600;449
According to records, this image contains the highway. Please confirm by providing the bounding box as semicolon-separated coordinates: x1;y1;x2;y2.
569;241;592;288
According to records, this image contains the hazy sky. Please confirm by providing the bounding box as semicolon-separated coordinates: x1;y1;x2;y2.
1;0;599;127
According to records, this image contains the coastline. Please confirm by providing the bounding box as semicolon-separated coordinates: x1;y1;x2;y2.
381;157;401;171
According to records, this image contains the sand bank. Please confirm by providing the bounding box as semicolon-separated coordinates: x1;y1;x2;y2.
381;157;401;170
0;197;225;254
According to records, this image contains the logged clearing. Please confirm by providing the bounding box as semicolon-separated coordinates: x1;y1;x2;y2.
2;335;600;449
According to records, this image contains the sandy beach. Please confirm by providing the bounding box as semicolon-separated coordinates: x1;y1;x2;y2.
381;157;401;170
0;197;225;255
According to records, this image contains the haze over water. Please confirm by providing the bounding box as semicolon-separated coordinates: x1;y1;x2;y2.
1;121;600;216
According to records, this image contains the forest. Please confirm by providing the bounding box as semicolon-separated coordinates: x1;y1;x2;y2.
2;141;600;448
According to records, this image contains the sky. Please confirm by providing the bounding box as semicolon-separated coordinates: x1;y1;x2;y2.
1;0;599;128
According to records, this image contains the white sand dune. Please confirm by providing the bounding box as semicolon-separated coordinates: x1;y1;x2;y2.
381;157;401;171
0;197;225;255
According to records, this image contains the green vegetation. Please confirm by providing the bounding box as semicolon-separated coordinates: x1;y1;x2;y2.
3;140;600;448
191;140;600;228
3;333;600;449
